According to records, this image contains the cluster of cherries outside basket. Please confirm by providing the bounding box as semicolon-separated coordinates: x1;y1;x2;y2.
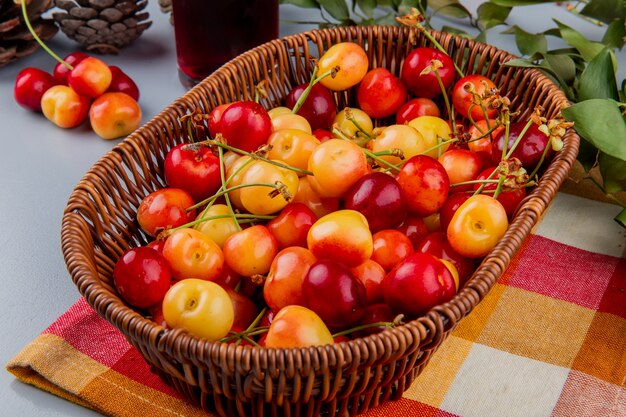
112;34;571;348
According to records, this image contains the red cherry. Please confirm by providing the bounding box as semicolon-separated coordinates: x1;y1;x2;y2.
312;128;333;142
491;121;553;172
400;47;455;98
356;68;407;118
137;188;197;237
217;101;273;152
396;155;450;217
474;167;527;219
53;52;89;85
113;247;172;309
451;74;497;121
354;303;395;337
267;202;317;249
343;172;407;233
415;232;475;286
14;68;56;112
395;98;441;124
285;82;337;130
208;103;231;137
396;215;429;249
106;66;140;101
68;56;112;98
439;192;472;232
164;143;222;203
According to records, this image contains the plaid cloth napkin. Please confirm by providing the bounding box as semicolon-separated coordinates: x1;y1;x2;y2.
6;193;626;417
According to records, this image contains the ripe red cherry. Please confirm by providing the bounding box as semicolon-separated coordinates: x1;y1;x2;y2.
285;82;337;130
208;103;231;137
438;148;483;192
396;155;450;217
14;68;56;112
355;303;395;337
400;47;455;98
53;52;89;85
452;74;497;121
164;143;222;203
396;215;430;248
113;247;171;309
106;66;140;101
356;68;407;118
267;202;317;249
343;172;407;233
312;128;333;142
137;188;197;237
491;121;553;172
395;98;441;124
217;100;273;152
383;252;456;318
303;260;367;329
439;192;472;231
415;232;475;286
474;167;527;219
371;229;414;271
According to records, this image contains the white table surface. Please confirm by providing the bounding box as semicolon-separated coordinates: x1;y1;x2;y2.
0;2;621;416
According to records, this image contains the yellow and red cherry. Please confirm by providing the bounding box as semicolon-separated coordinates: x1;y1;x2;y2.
53;52;88;85
491;121;553;171
267;202;317;249
383;252;457;318
68;56;112;98
307;209;373;268
371;229;414;272
369;124;427;165
196;204;239;248
162;278;234;341
415;231;475;286
396;98;441;124
14;67;56;112
350;259;386;305
285;82;337;130
307;138;370;198
216;100;273;152
162;228;224;281
474;167;527;219
317;42;369;91
106;66;140;101
164;143;222;203
239;160;299;215
447;194;508;258
89;92;141;139
408;115;453;157
400;47;455;98
264;305;334;348
467;119;502;160
136;188;196;237
452;74;497;121
271;112;312;133
264;246;317;312
357;68;407;118
266;129;320;173
333;107;374;139
438;148;483;191
343;172;407;233
303;259;368;328
40;85;90;128
223;225;277;277
396;155;450;217
113;246;171;309
396;215;430;248
292;178;339;218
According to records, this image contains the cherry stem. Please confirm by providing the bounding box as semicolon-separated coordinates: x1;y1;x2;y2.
419;137;458;159
220;326;269;344
331;321;395;338
290;67;335;115
345;109;374;140
217;146;242;231
504;118;533;161
434;70;454;133
473;167;499;196
526;138;552;180
500;112;511;161
492;174;506;199
450;179;500;187
20;0;72;70
187;182;283;212
191;140;313;176
161;213;274;238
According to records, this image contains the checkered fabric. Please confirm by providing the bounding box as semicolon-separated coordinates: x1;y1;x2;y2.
6;193;626;417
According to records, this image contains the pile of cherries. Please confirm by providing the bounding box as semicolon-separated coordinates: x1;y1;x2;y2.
14;52;141;140
112;41;564;348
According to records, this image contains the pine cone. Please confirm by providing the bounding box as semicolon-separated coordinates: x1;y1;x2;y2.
52;0;152;54
0;0;58;67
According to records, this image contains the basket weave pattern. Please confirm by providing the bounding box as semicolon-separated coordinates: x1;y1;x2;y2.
61;26;579;417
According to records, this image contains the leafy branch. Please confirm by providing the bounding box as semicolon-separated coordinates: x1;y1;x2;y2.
280;0;626;227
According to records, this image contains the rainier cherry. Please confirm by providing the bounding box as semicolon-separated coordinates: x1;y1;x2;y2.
68;56;112;98
136;188;196;237
264;305;334;348
357;68;407;118
317;42;369;91
40;85;90;128
53;52;89;85
89;92;141;139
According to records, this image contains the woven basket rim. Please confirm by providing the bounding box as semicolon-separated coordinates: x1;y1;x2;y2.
61;25;579;368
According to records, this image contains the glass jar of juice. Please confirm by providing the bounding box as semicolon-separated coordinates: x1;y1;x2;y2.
172;0;279;88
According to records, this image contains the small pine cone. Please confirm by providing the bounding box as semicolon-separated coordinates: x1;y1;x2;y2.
0;0;58;67
52;0;152;54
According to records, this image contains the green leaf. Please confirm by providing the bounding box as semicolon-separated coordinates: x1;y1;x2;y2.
581;0;625;24
503;25;547;56
602;19;626;50
599;152;626;194
578;48;619;101
279;0;320;8
562;99;626;161
554;19;606;61
440;25;472;38
577;138;599;172
477;2;511;29
355;0;377;17
542;52;577;84
318;0;350;20
490;0;559;6
504;58;539;68
429;0;472;18
373;12;399;25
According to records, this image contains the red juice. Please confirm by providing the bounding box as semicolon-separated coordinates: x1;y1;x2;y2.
172;0;279;88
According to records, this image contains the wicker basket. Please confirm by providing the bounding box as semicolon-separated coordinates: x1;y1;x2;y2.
61;26;579;417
